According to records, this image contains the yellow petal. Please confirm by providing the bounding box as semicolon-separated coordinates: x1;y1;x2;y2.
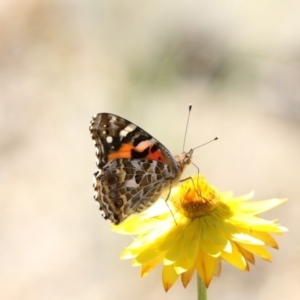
162;265;180;292
164;234;184;264
214;258;222;276
236;198;287;215
181;267;195;288
236;244;255;265
238;228;279;249
195;248;218;287
174;253;189;274
201;217;229;253
228;191;255;204
174;219;201;272
185;220;201;264
157;220;185;252
239;243;272;262
232;233;265;245
140;252;165;278
221;241;248;270
135;243;163;265
229;215;287;233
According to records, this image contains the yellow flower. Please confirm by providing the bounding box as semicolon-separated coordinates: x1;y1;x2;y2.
112;175;287;291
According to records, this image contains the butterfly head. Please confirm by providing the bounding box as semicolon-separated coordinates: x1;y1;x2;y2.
183;148;193;165
175;148;193;171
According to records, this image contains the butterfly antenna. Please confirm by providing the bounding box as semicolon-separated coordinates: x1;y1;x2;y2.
183;103;192;152
192;137;219;151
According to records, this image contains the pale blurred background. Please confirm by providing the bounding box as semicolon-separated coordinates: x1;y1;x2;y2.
1;1;299;299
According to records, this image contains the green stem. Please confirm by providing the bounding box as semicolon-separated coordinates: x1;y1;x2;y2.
197;273;207;300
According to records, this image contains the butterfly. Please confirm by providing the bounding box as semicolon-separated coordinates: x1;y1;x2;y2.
89;113;193;224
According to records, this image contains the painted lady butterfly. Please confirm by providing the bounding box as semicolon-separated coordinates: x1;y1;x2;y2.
89;113;193;224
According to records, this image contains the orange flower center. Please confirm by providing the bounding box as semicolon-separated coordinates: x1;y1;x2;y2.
172;177;220;218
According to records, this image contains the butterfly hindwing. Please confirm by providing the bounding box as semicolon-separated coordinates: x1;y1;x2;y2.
93;158;174;224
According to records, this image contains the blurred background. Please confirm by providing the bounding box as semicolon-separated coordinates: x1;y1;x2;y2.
1;0;299;299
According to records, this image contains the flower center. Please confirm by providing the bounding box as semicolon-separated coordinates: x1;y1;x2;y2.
171;176;220;218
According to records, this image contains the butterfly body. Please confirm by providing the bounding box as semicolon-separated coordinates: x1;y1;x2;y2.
90;113;192;224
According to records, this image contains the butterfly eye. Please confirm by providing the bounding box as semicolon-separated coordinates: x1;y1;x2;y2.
184;157;191;164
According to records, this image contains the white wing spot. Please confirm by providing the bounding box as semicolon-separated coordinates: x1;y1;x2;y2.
120;130;127;137
120;124;137;137
124;124;136;132
106;136;113;143
102;130;107;135
124;178;139;188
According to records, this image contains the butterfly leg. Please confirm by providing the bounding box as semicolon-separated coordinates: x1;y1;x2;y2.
179;176;201;198
163;182;177;225
180;161;201;192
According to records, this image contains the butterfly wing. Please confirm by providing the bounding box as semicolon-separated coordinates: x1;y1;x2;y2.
90;113;185;224
89;113;178;170
94;158;174;224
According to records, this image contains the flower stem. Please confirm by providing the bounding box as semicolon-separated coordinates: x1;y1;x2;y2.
197;274;207;300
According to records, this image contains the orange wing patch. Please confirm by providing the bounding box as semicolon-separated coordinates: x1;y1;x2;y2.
146;147;166;162
108;143;135;160
108;141;167;163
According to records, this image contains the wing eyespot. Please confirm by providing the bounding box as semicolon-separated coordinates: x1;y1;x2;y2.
109;184;116;190
114;198;123;208
106;175;118;184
